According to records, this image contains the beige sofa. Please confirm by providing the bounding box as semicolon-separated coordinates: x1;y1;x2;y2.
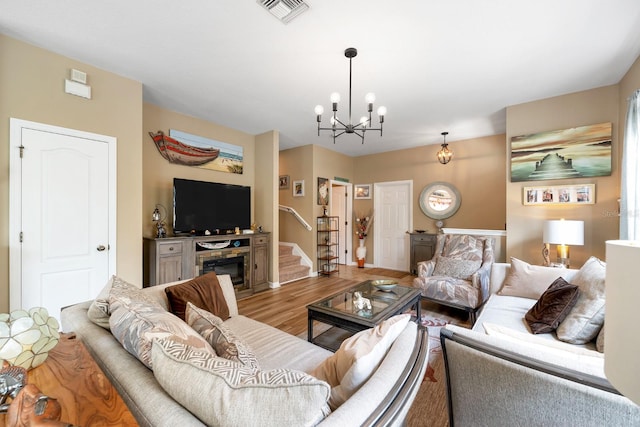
440;261;640;426
61;275;429;427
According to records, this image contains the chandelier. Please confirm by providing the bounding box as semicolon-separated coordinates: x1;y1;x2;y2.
315;48;386;144
437;132;453;164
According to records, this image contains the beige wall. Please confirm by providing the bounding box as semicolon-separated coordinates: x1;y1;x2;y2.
505;85;620;266
279;137;506;267
0;35;143;312
254;131;279;283
142;103;256;240
351;135;507;262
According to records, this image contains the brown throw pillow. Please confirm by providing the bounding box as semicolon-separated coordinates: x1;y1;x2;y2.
525;277;580;334
165;272;230;321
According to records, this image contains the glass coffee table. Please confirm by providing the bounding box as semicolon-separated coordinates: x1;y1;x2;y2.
307;280;422;351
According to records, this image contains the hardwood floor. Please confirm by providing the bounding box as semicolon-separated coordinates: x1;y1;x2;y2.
236;265;415;336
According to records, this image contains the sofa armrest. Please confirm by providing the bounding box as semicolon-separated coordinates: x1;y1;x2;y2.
417;260;435;277
440;326;639;426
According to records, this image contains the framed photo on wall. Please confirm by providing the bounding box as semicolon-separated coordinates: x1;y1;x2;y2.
354;184;371;200
318;177;329;205
293;180;305;197
523;183;595;205
279;175;290;190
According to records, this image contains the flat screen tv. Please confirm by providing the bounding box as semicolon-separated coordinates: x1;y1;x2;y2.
173;178;251;235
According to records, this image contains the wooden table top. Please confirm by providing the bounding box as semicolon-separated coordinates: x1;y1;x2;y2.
1;333;138;426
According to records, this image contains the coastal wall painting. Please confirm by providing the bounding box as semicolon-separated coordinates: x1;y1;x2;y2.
354;184;372;200
167;129;244;174
510;123;611;182
523;183;595;205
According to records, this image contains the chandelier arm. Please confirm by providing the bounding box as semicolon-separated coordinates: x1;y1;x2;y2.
348;56;353;127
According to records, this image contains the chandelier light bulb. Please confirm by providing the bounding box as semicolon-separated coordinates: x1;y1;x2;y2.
314;105;324;115
330;116;337;126
330;92;341;103
365;93;376;104
360;116;368;127
377;106;387;116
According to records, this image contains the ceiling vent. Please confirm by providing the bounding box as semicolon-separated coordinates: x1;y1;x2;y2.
258;0;309;24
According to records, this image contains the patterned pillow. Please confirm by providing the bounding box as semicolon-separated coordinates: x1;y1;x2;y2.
108;289;214;369
87;276;135;329
524;277;580;334
151;339;330;426
433;256;481;280
185;303;259;370
556;256;606;344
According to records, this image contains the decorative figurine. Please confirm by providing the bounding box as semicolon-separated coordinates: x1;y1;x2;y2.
0;363;27;413
352;291;372;311
156;221;166;238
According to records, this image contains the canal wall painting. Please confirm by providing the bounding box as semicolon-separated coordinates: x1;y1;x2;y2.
510;122;612;182
169;129;244;174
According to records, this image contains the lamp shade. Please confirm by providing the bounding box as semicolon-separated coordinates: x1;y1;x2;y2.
604;240;640;405
542;219;584;245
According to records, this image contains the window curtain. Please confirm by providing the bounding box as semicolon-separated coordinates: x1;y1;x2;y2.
621;89;640;240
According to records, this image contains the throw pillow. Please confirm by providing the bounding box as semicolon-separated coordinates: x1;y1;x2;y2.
87;275;135;329
311;314;410;410
152;339;330;427
524;277;580;334
556;257;606;344
432;256;482;280
109;288;214;369
164;272;230;321
498;257;573;299
185;303;259;370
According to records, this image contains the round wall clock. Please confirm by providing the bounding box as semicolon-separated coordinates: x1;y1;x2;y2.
419;182;461;220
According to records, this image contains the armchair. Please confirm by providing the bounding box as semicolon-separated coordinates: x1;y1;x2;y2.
413;234;494;324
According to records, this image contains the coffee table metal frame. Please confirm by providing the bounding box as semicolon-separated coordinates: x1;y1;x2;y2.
307;280;422;351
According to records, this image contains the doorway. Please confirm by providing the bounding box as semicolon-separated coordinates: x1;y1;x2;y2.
9;119;117;323
329;181;352;265
373;180;413;271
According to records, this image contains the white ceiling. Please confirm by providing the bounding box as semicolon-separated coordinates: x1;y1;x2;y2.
2;1;640;157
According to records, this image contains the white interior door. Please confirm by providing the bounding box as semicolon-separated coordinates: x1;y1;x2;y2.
373;180;412;271
9;119;116;324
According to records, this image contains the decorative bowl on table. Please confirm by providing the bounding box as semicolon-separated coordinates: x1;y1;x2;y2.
371;279;397;292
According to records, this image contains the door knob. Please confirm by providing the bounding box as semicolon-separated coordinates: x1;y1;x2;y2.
97;245;106;251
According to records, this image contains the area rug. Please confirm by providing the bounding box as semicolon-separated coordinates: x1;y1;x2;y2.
419;314;450;383
364;268;411;279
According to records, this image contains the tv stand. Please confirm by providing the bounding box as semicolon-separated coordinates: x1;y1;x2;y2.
143;233;270;299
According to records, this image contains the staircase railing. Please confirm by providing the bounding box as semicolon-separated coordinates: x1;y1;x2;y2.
279;205;312;231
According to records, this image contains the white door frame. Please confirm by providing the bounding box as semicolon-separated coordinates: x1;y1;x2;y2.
329;181;353;265
9;118;117;311
373;180;413;270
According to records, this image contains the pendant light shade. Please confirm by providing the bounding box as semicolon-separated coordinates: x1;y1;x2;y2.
437;132;453;164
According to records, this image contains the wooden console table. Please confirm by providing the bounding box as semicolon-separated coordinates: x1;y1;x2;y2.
0;333;137;426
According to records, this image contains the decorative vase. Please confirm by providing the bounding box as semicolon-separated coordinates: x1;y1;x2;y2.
356;238;366;268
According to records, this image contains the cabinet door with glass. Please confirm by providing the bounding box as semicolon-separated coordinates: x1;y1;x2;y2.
317;216;339;276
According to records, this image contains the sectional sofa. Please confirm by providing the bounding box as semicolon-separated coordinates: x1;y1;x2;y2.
441;259;640;426
61;274;429;427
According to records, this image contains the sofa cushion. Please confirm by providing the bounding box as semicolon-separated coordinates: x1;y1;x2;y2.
151;339;330;427
525;277;580;334
185;303;259;370
498;257;573;299
433;255;481;280
87;276;140;329
109;285;213;369
556;257;606;344
311;314;410;410
596;325;605;353
164;272;230;321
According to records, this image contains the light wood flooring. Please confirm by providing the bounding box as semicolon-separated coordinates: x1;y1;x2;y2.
236;265;468;336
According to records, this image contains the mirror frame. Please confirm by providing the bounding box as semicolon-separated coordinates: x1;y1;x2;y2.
419;181;461;220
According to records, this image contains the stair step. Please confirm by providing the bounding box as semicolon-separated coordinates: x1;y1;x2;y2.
280;264;311;284
279;245;293;256
279;254;302;268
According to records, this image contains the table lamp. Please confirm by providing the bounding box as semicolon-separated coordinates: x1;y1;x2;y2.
542;219;584;268
604;240;640;405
